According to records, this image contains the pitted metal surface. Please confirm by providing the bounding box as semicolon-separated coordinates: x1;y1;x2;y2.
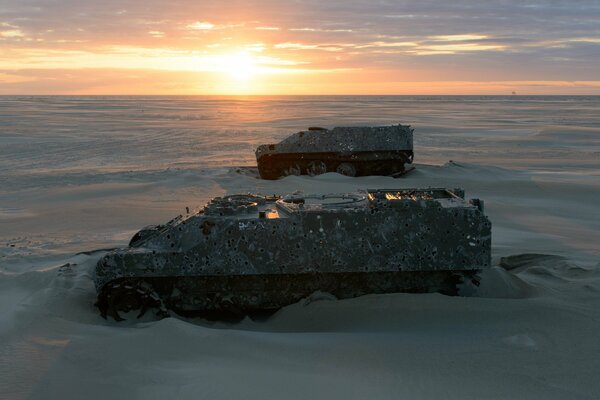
256;125;413;157
94;188;491;319
255;125;414;179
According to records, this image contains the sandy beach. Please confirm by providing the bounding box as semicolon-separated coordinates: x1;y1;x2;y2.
1;96;599;399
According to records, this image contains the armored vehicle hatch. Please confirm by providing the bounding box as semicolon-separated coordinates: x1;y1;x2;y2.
95;188;490;320
255;125;414;179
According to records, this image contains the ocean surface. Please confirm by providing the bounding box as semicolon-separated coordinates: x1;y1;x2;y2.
2;96;599;181
1;96;599;399
1;95;599;260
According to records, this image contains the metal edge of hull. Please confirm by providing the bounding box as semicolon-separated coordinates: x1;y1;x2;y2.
97;269;477;318
256;150;414;179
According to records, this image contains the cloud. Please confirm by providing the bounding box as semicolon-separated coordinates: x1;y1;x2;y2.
430;34;488;41
186;21;243;31
355;41;418;49
0;29;24;38
245;43;266;52
0;46;311;74
0;1;599;93
413;43;506;54
0;71;35;83
562;37;600;44
274;42;317;50
187;21;215;30
274;42;344;51
289;27;354;33
0;22;25;38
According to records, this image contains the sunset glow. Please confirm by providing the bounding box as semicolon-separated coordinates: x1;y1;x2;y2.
0;1;599;94
220;52;259;81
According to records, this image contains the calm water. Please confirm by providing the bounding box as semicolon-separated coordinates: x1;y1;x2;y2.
1;95;599;251
1;96;599;185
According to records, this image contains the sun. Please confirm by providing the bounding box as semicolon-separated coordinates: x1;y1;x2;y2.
219;52;259;81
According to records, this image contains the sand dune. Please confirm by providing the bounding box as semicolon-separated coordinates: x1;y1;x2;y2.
1;96;599;399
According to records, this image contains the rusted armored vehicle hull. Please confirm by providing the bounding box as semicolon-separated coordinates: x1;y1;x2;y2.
94;189;491;320
255;125;414;179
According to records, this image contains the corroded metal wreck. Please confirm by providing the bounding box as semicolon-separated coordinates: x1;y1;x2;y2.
255;125;414;179
95;188;491;320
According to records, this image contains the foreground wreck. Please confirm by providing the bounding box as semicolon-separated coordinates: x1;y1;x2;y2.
95;188;491;320
255;125;414;179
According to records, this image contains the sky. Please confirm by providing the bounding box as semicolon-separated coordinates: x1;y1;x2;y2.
0;0;599;95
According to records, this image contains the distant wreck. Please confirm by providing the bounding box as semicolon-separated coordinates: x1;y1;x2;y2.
94;188;490;320
255;124;414;179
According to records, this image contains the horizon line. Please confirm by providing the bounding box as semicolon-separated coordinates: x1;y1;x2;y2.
2;93;599;96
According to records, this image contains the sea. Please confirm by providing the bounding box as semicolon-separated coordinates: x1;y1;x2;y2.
2;95;599;180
